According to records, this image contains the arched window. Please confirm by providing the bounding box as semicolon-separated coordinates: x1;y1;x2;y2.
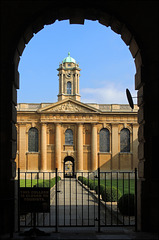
28;127;38;152
99;128;110;152
120;128;130;152
65;129;73;145
67;81;71;94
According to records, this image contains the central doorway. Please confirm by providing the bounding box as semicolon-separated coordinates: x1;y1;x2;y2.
64;156;75;178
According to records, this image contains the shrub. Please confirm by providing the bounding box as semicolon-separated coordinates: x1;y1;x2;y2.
118;194;135;216
83;177;88;186
101;186;122;202
95;184;105;195
89;180;95;190
78;176;83;182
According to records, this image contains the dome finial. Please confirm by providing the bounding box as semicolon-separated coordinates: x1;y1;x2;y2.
62;52;76;63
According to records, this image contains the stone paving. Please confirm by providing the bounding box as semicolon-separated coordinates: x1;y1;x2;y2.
48;178;118;227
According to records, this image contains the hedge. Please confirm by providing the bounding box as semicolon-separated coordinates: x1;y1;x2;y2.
101;186;122;202
95;184;105;194
118;193;135;216
78;176;122;202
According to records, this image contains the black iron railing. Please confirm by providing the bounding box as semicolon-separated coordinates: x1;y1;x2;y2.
18;168;137;232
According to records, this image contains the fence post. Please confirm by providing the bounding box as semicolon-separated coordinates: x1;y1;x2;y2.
135;168;137;231
98;167;100;232
55;168;58;232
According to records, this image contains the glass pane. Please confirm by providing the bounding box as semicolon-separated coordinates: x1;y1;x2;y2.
28;128;38;152
100;128;110;152
67;81;71;94
120;128;130;152
65;129;73;145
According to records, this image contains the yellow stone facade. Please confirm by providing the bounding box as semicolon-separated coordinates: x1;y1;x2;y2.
16;54;138;173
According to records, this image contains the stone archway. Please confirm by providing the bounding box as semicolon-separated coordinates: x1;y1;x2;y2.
13;10;144;232
64;156;75;178
1;2;158;235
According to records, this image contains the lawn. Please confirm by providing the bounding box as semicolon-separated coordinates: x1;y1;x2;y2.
96;179;135;195
20;179;44;187
20;176;61;188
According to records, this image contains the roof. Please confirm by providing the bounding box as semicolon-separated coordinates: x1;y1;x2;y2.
62;52;76;63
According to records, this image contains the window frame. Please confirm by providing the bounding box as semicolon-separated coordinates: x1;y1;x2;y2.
65;129;73;145
67;81;71;94
28;127;39;152
99;128;110;153
120;128;130;153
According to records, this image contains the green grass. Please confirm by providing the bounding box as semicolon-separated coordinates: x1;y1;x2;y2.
20;179;44;187
96;179;135;195
20;176;61;188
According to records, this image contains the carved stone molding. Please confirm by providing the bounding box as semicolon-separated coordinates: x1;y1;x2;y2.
47;101;93;113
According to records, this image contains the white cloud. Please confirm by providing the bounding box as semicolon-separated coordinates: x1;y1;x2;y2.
81;83;137;104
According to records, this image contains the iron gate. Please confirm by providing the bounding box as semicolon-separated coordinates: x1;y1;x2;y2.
18;168;137;232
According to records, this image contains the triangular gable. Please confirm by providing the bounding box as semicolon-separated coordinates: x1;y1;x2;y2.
38;99;101;113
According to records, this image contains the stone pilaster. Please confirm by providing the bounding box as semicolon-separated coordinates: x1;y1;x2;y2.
91;123;97;171
61;72;63;94
55;123;61;170
77;123;83;171
41;123;47;171
19;124;26;170
111;124;119;169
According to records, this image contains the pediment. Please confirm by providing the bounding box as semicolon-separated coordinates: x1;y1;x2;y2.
38;99;100;113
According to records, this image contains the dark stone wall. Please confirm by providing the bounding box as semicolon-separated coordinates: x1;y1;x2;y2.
0;0;158;235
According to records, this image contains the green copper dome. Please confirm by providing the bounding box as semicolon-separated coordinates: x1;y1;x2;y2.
62;52;76;63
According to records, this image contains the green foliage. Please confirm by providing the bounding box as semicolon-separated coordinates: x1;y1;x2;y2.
20;176;61;188
118;194;135;216
78;176;83;182
99;179;135;195
20;179;43;187
89;180;97;190
95;184;105;194
78;176;97;190
101;186;122;202
83;178;88;186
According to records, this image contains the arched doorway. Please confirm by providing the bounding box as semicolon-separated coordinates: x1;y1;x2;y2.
64;156;75;178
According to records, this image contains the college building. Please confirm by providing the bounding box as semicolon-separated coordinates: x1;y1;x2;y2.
15;53;138;174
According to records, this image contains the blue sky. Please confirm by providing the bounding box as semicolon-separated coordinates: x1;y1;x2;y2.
18;20;137;104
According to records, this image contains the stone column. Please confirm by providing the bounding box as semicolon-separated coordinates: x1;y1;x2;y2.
77;123;83;171
77;74;79;94
19;124;26;170
55;123;61;170
41;123;47;171
61;72;63;93
111;124;119;169
74;73;77;94
91;123;97;171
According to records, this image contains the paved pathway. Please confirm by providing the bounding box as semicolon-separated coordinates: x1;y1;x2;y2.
47;178;117;228
56;178;98;226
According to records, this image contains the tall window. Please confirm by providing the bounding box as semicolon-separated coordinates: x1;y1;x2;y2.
99;128;110;152
67;81;71;94
65;129;73;145
120;128;130;152
28;127;38;152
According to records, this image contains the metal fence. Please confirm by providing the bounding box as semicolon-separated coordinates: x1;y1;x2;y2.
18;168;137;232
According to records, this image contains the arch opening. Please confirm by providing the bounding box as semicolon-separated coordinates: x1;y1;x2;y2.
13;7;145;232
64;156;75;178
